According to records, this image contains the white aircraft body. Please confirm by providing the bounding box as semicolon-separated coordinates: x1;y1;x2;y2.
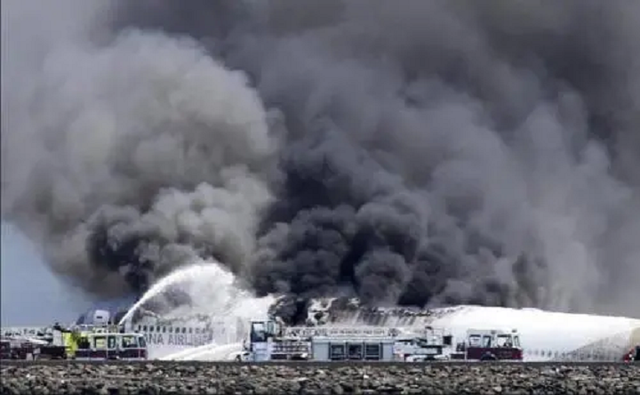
2;299;639;361
429;306;640;361
303;298;640;362
0;327;52;346
109;309;248;360
2;310;247;360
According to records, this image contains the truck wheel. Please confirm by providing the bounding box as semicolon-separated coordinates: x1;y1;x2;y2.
235;355;242;362
480;352;497;361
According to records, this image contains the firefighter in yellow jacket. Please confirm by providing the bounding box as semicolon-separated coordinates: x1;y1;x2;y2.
53;323;84;359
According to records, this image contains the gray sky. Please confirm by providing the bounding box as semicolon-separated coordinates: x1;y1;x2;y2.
1;221;94;326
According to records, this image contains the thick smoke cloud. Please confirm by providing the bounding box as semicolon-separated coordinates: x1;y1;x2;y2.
3;0;640;317
1;0;280;296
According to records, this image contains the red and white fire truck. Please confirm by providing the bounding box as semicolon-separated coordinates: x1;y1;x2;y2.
450;328;523;361
622;345;639;363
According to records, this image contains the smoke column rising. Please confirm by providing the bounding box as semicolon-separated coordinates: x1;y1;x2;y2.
1;0;281;297
3;0;640;317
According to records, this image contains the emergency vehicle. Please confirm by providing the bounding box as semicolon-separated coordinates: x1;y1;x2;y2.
231;319;454;362
0;324;148;361
622;345;639;362
234;319;310;361
392;327;453;361
68;329;147;360
450;328;523;361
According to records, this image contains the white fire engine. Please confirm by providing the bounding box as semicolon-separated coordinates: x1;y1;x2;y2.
230;319;455;362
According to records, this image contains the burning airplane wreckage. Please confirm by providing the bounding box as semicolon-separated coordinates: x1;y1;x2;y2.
3;0;640;364
3;294;639;363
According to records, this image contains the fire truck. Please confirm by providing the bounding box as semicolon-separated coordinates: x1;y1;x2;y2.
233;319;312;362
231;319;453;362
450;328;523;361
392;326;453;361
1;324;148;361
69;328;148;360
623;345;639;363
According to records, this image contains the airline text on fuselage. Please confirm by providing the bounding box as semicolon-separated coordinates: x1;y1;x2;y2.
143;332;212;347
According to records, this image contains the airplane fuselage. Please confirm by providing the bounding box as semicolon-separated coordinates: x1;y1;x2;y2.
303;301;640;362
122;316;247;359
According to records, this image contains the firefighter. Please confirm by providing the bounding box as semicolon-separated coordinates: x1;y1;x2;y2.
61;331;75;359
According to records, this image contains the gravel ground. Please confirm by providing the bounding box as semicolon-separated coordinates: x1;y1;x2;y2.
1;362;639;395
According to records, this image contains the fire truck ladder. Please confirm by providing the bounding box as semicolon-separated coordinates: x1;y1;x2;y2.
283;326;401;338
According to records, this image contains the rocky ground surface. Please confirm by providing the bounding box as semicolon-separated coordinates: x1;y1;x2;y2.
1;362;639;395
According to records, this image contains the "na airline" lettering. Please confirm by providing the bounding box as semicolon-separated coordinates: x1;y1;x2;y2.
144;333;212;346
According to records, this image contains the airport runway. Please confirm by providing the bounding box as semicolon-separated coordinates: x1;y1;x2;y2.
2;361;639;395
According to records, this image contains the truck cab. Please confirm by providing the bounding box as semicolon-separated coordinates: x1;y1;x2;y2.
241;319;310;362
451;329;522;361
72;331;147;361
623;345;639;362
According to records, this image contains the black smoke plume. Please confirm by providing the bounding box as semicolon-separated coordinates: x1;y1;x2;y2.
3;0;640;317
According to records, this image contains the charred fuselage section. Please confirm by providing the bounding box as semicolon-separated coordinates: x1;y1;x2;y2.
268;295;454;328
